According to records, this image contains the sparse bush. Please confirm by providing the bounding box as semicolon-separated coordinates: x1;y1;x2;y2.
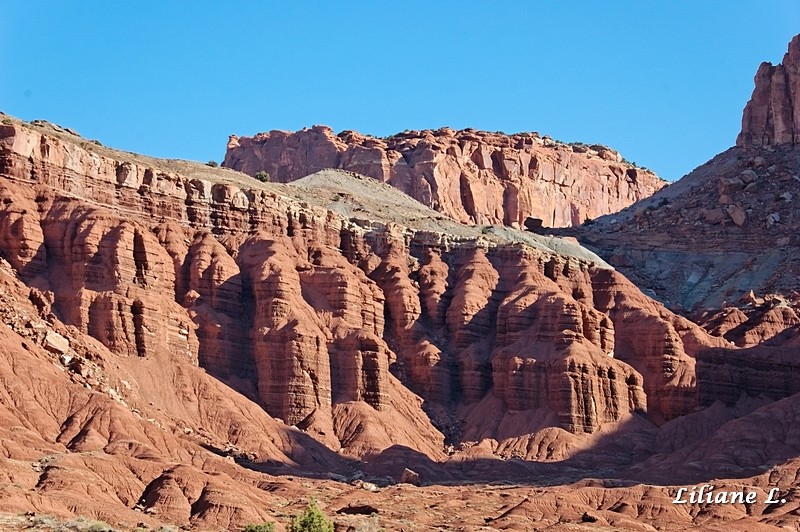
2;118;12;125
206;160;219;168
289;499;334;532
583;217;595;226
657;197;670;207
242;523;276;532
255;171;271;183
353;515;384;532
63;517;115;531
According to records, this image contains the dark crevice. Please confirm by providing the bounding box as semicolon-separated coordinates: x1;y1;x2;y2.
133;230;149;287
131;299;146;357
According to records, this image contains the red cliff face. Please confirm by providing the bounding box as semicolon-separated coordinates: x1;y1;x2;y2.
738;34;800;147
0;118;794;531
0;120;722;443
223;127;665;228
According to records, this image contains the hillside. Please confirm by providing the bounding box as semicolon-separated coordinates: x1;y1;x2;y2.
567;35;800;314
1;86;800;529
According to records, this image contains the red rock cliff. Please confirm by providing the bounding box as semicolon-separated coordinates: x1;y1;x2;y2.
0;117;796;531
223;127;666;227
0;119;722;444
738;34;800;147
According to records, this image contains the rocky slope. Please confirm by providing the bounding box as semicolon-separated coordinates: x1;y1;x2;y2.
564;35;800;315
0;115;798;530
548;35;800;500
223;126;665;228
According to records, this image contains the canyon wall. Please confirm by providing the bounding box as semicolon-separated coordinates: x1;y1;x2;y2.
223;127;665;228
0;120;720;447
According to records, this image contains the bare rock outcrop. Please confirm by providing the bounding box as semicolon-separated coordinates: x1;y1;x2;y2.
0;119;724;443
2;117;796;531
223;127;666;228
697;345;800;407
738;34;800;147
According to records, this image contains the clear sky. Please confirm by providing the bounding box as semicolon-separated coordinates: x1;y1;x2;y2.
2;2;799;181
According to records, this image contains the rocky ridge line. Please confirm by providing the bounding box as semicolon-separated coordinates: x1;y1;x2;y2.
223;126;666;228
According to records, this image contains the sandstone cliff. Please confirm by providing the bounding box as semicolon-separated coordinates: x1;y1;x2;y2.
0;116;797;530
223;126;666;228
738;34;800;148
0;118;729;441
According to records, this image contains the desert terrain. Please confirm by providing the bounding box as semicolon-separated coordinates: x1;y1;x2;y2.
0;32;798;532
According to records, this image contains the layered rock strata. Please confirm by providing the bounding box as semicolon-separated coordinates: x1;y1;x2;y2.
697;345;800;406
223;126;666;228
0;119;720;443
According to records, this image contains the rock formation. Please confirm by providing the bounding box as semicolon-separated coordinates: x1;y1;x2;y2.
0;115;799;530
223;126;666;228
738;34;800;147
0;118;720;442
564;35;800;314
697;345;800;407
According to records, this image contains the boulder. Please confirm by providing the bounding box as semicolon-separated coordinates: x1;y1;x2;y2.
43;330;69;354
726;204;747;226
399;468;421;486
740;169;758;183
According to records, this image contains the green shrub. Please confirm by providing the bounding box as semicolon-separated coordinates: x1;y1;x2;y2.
206;160;219;168
289;499;334;532
242;523;276;532
255;171;271;183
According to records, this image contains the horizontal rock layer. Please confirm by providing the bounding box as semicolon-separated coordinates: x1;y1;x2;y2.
223;126;666;227
0;121;722;442
697;345;800;406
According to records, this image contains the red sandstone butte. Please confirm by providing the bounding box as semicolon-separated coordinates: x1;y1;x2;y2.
223;126;666;227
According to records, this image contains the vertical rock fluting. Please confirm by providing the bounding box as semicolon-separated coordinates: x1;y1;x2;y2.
184;233;251;378
737;34;800;147
588;268;728;421
0;121;725;445
238;237;333;424
36;200;198;363
224;127;666;228
489;250;644;433
446;248;500;404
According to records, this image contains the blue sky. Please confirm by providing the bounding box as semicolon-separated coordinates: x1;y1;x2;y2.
2;2;799;181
